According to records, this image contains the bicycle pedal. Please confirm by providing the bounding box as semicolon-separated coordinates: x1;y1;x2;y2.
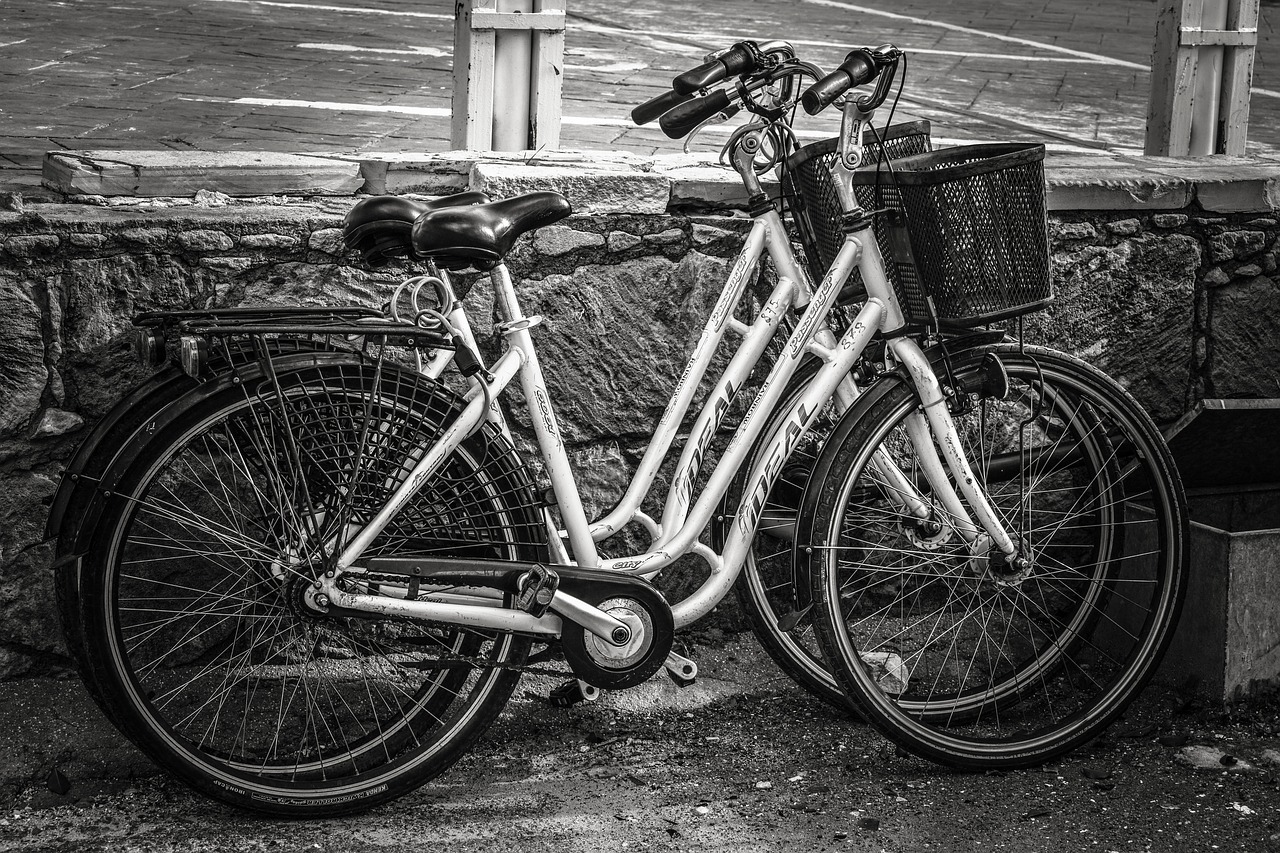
515;564;559;617
549;678;600;707
663;651;697;688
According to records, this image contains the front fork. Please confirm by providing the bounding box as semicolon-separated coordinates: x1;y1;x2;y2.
890;338;1020;561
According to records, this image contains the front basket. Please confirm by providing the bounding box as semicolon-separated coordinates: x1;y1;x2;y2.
866;142;1052;327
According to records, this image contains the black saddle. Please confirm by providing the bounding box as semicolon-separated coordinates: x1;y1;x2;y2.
343;190;490;266
411;191;573;271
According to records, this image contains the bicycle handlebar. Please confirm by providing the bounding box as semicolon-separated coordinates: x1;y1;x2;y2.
801;48;879;115
672;42;760;95
658;89;736;139
631;88;695;126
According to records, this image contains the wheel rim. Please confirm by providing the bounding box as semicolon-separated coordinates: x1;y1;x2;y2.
98;365;538;794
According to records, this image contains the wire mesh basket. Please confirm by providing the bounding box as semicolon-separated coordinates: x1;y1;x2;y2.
867;142;1052;327
781;120;932;300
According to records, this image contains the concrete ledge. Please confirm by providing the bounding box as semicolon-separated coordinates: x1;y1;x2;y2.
43;150;363;198
39;148;1280;215
471;162;671;215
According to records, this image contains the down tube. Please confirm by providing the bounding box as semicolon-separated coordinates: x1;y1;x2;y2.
589;219;771;541
672;298;885;627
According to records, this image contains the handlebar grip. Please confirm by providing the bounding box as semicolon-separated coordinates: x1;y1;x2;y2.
658;89;733;139
801;48;878;115
672;42;756;95
631;89;694;126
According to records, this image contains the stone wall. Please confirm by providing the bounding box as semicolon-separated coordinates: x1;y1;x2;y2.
0;192;1277;678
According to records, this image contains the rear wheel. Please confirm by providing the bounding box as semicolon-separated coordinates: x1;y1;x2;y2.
720;361;848;707
807;345;1187;768
78;360;544;815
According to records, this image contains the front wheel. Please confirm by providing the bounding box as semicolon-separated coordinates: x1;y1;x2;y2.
805;345;1188;769
77;359;545;815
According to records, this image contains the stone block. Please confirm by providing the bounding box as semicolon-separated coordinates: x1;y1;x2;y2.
533;225;606;257
0;280;47;435
657;160;779;212
238;233;301;250
470;162;670;215
361;149;663;198
1045;154;1193;210
1197;178;1280;213
1030;233;1199;420
1208;274;1280;398
176;229;234;252
2;234;60;258
502;252;729;444
1161;491;1280;699
1046;181;1192;211
1209;230;1268;262
358;153;473;196
43;151;362;198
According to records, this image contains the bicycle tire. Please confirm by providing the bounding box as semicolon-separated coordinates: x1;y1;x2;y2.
55;340;352;708
716;359;848;708
804;344;1188;769
77;358;545;816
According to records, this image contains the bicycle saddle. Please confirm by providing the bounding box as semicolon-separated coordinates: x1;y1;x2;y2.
410;191;573;271
343;190;491;266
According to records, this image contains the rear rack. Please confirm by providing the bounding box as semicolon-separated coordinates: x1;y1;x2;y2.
132;306;455;376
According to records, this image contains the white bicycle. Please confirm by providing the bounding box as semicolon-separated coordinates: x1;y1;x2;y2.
52;41;1188;815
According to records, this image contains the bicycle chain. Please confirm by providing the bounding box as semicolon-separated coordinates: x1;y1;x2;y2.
341;571;574;679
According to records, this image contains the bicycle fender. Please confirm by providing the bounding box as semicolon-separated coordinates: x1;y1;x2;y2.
64;350;379;559
790;331;1009;608
45;366;197;546
46;337;356;547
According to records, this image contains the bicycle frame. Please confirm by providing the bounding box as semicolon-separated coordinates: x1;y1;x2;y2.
317;99;1021;642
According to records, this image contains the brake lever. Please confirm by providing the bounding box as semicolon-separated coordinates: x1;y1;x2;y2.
683;103;743;153
856;45;902;111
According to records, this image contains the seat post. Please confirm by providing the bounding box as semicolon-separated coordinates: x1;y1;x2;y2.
489;263;601;569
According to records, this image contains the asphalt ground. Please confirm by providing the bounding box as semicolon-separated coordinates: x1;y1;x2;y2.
2;635;1279;852
1;0;1278;196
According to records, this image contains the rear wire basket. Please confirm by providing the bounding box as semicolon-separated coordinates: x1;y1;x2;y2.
781;120;932;302
868;143;1052;327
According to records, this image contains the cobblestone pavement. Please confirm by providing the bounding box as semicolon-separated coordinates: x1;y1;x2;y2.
1;0;1277;194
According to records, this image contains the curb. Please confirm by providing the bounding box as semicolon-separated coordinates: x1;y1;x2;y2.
36;149;1280;215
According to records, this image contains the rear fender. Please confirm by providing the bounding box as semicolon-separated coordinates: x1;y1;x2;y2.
64;350;372;560
45;367;196;545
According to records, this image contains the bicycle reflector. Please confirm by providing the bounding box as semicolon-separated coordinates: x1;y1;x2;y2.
134;328;165;368
179;335;208;378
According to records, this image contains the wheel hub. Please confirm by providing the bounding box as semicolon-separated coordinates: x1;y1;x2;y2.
901;512;951;550
584;600;651;667
973;535;1033;587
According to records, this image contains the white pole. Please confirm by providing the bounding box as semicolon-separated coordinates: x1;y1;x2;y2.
1189;0;1229;155
491;0;534;150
